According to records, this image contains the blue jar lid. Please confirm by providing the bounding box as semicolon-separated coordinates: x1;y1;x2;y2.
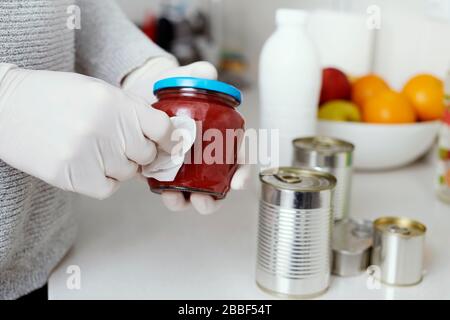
153;77;242;103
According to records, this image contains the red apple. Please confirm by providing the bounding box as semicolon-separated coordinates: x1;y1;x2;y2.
319;67;352;105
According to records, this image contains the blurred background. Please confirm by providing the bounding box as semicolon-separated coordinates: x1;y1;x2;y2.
48;0;450;299
115;0;450;172
116;0;450;89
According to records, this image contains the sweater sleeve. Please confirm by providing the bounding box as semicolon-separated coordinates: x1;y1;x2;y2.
75;0;172;86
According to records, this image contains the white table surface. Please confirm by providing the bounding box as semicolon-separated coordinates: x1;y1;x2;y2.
48;90;450;300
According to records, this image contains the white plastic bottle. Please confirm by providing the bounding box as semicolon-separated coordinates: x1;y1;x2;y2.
259;8;321;166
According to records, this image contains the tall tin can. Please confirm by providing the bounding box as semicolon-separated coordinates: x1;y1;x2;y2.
292;136;354;221
371;217;427;286
256;167;336;298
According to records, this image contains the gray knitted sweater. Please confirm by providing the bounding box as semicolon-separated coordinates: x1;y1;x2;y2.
0;0;167;299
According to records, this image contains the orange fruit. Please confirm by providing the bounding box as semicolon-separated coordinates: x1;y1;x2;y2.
363;90;417;124
402;74;445;121
352;74;390;110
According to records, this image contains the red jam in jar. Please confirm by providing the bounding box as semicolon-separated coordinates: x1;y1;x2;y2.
148;77;244;199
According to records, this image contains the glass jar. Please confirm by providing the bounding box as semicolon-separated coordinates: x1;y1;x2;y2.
437;109;450;203
437;68;450;204
148;77;244;199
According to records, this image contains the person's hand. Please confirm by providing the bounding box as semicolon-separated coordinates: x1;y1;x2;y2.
0;64;175;199
123;57;251;214
161;145;251;215
122;56;218;104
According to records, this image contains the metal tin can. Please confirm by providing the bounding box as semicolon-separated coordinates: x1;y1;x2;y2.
292;136;354;221
256;167;336;298
332;219;373;277
371;217;427;286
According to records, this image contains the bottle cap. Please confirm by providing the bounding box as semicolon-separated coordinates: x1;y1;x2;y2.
154;77;242;103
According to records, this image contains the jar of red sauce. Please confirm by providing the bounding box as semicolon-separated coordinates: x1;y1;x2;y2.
148;77;244;199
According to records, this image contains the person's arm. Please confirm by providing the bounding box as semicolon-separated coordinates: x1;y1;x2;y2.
74;1;249;213
75;0;173;86
0;63;175;199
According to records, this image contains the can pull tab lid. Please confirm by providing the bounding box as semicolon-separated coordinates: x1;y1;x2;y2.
388;225;411;236
274;173;303;184
352;224;372;239
312;138;333;149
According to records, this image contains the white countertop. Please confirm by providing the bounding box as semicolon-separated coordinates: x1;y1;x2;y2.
48;90;450;300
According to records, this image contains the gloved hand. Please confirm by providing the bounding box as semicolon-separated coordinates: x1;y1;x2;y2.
0;64;175;199
122;56;218;104
123;57;250;214
160;146;251;215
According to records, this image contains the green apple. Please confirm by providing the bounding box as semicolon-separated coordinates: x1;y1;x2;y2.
319;100;361;122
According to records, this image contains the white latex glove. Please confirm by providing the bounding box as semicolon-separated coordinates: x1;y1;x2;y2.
123;57;250;214
0;64;175;199
122;56;218;104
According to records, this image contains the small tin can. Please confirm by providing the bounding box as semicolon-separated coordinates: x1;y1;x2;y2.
292;136;354;221
256;167;336;298
371;217;427;286
332;219;373;277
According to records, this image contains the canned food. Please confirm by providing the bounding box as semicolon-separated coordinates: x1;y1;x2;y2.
256;167;336;298
371;217;427;286
332;219;373;277
292;136;354;221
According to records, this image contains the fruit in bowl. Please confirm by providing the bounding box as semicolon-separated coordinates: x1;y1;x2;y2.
317;69;444;169
362;90;416;124
319;67;352;105
402;74;445;121
351;74;389;111
319;100;361;122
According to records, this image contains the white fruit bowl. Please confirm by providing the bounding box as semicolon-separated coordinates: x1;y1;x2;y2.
318;120;441;170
